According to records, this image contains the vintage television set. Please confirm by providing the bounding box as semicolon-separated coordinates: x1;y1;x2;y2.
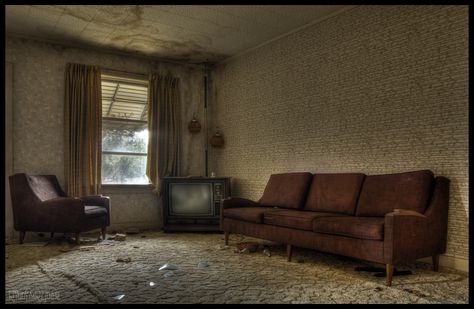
162;177;231;232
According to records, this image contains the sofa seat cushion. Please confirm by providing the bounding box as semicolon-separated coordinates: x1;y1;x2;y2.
356;170;434;217
304;173;366;215
263;209;347;231
223;207;270;224
259;172;313;209
84;206;108;218
313;217;385;240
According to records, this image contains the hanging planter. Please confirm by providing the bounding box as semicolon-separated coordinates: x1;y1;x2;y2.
210;129;225;147
188;115;201;133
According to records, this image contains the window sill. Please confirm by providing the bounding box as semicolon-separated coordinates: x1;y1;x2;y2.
101;184;154;194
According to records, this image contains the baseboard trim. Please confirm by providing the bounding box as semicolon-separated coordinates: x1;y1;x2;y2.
418;255;468;273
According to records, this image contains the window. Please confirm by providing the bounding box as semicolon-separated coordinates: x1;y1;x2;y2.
101;73;150;185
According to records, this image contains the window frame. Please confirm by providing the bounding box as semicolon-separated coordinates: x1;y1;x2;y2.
100;73;150;186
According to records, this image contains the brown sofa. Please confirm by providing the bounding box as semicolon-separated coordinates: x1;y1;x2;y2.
220;170;449;286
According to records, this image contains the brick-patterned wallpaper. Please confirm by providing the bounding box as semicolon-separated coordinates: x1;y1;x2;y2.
210;6;468;259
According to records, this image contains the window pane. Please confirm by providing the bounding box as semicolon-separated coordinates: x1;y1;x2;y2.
102;154;149;184
102;122;148;153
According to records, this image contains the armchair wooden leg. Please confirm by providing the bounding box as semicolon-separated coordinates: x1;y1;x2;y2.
432;255;440;272
224;231;229;245
386;264;394;286
50;232;54;238
75;232;81;245
101;227;106;240
19;231;26;244
287;244;293;262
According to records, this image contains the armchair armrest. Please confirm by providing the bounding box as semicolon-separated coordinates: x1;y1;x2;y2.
40;197;84;224
79;195;110;225
79;195;110;210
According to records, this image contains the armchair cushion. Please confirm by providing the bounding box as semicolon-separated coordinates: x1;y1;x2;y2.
259;172;313;209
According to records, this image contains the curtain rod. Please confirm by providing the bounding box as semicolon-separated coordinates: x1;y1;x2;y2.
101;68;147;78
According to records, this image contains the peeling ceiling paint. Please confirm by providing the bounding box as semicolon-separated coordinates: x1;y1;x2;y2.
6;5;353;64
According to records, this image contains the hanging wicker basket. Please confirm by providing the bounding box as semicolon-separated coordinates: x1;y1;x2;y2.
210;130;225;147
188;116;201;133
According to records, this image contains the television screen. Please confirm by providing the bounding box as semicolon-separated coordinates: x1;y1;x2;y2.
169;183;213;216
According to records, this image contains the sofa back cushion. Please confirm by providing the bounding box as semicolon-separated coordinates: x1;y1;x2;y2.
355;170;434;217
259;172;313;209
304;173;366;215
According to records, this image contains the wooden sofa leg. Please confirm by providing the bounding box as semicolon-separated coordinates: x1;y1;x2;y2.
50;232;54;238
224;231;229;245
287;244;293;262
386;264;393;286
432;255;439;272
19;231;26;244
75;232;81;245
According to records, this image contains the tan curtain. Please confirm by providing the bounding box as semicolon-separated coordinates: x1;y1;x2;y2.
65;63;102;197
146;73;181;194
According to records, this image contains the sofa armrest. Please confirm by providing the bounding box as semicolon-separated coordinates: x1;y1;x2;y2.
221;197;260;209
391;209;426;218
219;197;259;230
384;210;429;264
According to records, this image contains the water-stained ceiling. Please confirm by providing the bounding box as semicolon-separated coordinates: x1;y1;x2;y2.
6;5;353;64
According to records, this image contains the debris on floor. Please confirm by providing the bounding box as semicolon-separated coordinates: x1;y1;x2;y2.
374;287;383;292
79;246;96;251
116;257;132;263
133;246;140;249
59;248;74;253
108;234;126;241
159;263;178;271
403;288;427;298
216;244;229;250
263;249;271;257
141;235;147;238
198;261;209;269
113;294;125;301
163;271;174;278
79;237;97;243
97;240;116;246
234;248;250;254
21;241;49;247
236;242;259;252
297;259;305;264
149;281;156;287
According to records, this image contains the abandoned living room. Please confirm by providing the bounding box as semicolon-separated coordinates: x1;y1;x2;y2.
4;4;469;304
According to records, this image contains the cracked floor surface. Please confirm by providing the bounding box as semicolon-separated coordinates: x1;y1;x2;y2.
5;231;469;304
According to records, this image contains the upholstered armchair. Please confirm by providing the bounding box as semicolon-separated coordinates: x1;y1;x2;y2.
9;173;110;244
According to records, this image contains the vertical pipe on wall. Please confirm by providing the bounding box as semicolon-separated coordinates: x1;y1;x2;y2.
204;66;209;177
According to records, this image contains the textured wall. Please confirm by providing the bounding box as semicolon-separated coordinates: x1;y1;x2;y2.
5;37;208;235
210;6;468;262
